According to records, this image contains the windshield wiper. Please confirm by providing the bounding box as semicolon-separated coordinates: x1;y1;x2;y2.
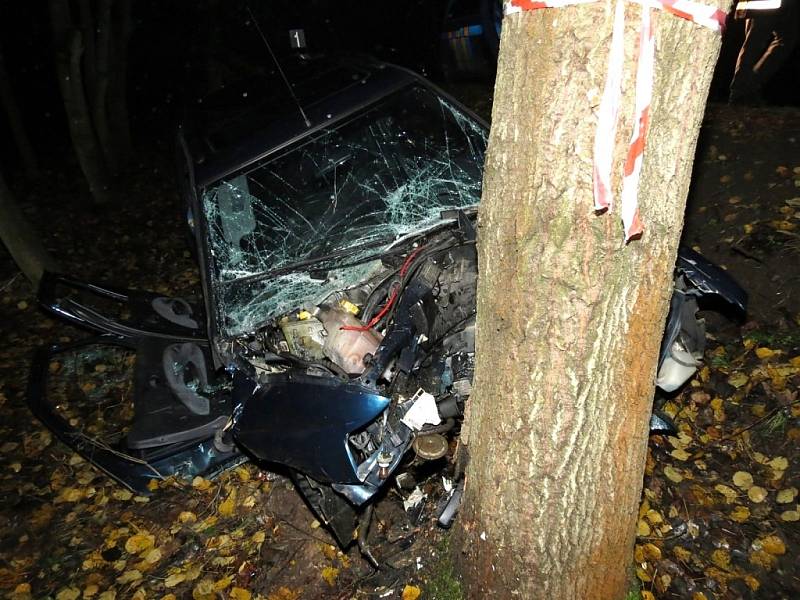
226;209;477;287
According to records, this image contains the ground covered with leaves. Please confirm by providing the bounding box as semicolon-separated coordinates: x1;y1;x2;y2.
0;101;799;599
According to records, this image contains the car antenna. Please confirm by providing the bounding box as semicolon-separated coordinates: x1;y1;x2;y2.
245;5;312;128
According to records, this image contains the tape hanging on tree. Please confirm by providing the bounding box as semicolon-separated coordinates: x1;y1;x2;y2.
504;0;727;241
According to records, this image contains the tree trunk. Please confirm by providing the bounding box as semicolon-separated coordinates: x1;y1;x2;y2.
51;0;111;205
0;45;38;175
457;3;730;598
0;171;59;286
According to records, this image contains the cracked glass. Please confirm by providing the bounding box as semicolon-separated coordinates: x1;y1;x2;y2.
201;85;488;336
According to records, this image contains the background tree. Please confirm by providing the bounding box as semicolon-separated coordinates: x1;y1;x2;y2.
0;170;59;286
49;0;132;204
457;1;731;598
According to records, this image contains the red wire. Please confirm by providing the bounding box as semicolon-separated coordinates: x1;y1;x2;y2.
340;245;424;332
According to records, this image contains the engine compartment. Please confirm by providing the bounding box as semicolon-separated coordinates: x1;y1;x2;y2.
228;218;478;501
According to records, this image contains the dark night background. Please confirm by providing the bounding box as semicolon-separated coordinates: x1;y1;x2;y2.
1;3;800;599
0;1;798;175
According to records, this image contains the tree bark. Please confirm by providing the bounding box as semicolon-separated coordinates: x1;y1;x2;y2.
0;171;59;286
457;3;731;599
0;45;38;175
51;0;111;205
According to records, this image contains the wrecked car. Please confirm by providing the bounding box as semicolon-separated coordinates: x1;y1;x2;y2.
28;55;747;547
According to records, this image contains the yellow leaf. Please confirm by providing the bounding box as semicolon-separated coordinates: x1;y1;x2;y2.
235;466;251;482
730;505;750;522
748;486;768;503
178;511;197;523
749;550;778;570
55;588;80;600
790;356;800;368
142;548;162;565
230;588;252;600
673;546;692;562
192;579;215;600
664;466;683;483
692;593;709;600
742;574;760;591
711;549;731;570
164;573;186;588
213;576;233;592
161;595;177;600
218;489;237;517
637;520;651;536
780;510;800;521
642;592;656;600
777;487;798;503
755;347;777;359
82;584;99;598
768;456;788;471
755;534;786;555
645;509;663;525
321;566;339;586
192;476;211;491
732;471;753;490
125;533;155;555
635;566;651;582
147;479;160;491
116;569;142;584
112;489;133;501
727;372;749;388
267;588;299;600
670;448;690;461
252;531;266;544
402;585;421;600
642;543;662;561
715;484;738;502
58;487;84;502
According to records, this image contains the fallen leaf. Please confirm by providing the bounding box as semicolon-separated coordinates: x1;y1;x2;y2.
192;476;211;491
755;347;777;359
780;510;799;522
670;448;691;461
711;549;731;570
742;574;760;591
749;550;778;570
730;505;750;522
748;486;768;503
727;372;749;388
124;533;155;555
112;489;133;501
754;534;786;555
192;579;215;600
733;471;754;490
213;576;233;592
55;588;80;600
266;588;299;600
321;566;339;586
218;489;237;517
637;520;651;536
402;585;422;600
664;466;683;483
116;570;142;584
768;456;788;471
164;573;186;588
230;589;252;600
715;484;738;502
178;511;197;523
776;487;798;503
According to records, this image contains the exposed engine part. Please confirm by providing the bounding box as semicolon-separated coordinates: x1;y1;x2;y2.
316;305;383;374
279;314;326;361
412;433;449;460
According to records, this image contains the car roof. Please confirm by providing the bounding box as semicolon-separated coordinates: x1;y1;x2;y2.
181;54;419;188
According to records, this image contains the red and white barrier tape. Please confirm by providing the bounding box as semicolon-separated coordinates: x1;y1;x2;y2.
504;0;726;240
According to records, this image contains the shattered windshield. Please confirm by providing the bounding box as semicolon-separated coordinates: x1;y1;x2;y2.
202;84;487;336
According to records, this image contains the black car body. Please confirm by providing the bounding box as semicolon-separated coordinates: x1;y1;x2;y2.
28;55;747;546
